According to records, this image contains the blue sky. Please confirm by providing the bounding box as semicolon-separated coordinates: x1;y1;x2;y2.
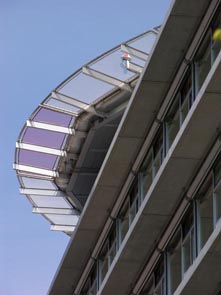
0;0;171;294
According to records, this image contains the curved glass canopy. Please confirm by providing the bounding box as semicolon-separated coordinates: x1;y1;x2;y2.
14;28;159;235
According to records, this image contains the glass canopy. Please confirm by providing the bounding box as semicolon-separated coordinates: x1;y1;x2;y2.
14;28;158;235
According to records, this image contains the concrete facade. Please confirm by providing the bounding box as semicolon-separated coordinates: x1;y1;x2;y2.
46;0;221;294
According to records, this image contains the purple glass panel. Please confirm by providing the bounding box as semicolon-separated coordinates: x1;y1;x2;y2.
22;127;66;149
33;107;72;127
18;149;58;169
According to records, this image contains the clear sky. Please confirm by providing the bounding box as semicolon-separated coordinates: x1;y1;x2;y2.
0;0;172;294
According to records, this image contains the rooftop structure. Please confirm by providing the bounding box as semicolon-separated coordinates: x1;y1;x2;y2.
14;29;158;235
15;0;221;295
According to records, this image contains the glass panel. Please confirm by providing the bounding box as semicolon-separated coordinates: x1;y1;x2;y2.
108;226;117;265
197;176;214;250
179;70;193;124
118;199;129;245
19;176;57;189
59;72;115;103
130;56;146;67
181;209;195;274
91;49;134;81
211;11;221;63
154;258;165;295
33;107;73;127
18;149;58;170
165;98;180;152
128;32;157;53
82;264;98;295
194;32;211;96
45;214;79;225
152;128;164;177
140;278;154;295
22;127;66;149
45;97;80;113
99;241;109;283
29;195;71;209
140;153;153;200
214;157;221;186
129;182;139;225
214;180;221;223
167;232;182;295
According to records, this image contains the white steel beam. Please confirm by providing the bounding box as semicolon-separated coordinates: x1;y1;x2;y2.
82;66;132;92
51;91;89;110
121;44;149;61
13;164;58;177
33;207;79;215
40;102;79;117
16;142;67;157
127;62;143;74
20;188;65;196
51;91;107;118
26;120;74;135
50;225;75;232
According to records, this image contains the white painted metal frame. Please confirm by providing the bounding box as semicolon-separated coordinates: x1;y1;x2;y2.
14;29;157;234
33;207;80;215
20;188;66;196
51;225;76;232
26;120;74;135
16;142;67;157
14;164;59;177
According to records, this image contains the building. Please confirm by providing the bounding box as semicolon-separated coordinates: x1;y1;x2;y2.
14;0;221;294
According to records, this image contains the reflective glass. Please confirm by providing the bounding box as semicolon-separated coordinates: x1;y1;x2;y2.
130;56;146;67
20;176;57;189
29;195;71;209
165;99;180;152
45;214;79;225
91;49;134;81
22;127;66;149
214;181;221;223
18;149;58;170
167;232;182;295
33;107;73;127
59;73;114;103
140;153;153;200
128;32;157;53
197;177;214;250
118;199;129;245
194;32;211;96
45;97;80;113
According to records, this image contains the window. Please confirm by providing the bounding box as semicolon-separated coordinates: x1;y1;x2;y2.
167;231;182;295
98;225;117;284
140;153;153;200
196;174;214;251
213;157;221;223
211;11;221;63
141;257;166;295
152;127;164;178
165;98;180;152
154;258;166;295
179;70;193;123
82;264;98;295
165;68;192;153
194;31;212;96
118;198;130;245
118;181;140;245
181;209;195;274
